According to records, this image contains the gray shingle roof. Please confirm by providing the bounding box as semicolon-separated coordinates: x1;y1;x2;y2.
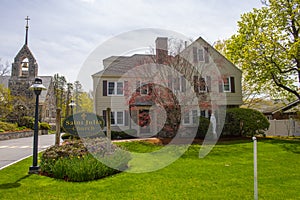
92;54;154;77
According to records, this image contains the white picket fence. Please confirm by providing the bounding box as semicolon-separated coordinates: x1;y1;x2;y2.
265;119;300;137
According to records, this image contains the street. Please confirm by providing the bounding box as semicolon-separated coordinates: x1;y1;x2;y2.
0;134;56;170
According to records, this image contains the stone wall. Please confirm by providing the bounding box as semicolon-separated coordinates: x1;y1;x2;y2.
0;130;38;141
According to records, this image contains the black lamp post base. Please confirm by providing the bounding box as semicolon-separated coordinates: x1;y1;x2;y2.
28;166;40;174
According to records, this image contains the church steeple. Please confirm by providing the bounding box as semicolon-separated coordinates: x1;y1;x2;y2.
10;16;38;79
25;16;30;46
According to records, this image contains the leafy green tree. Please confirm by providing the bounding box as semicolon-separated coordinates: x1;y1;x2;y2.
53;73;67;111
216;0;300;100
0;84;13;119
77;92;93;112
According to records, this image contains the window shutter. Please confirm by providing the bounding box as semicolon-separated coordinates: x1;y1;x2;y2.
230;77;235;93
102;110;107;126
206;76;211;92
193;76;199;94
103;80;107;96
193;47;198;63
204;47;209;63
125;110;129;126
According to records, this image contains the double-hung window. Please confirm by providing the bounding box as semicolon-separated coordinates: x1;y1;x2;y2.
111;111;124;125
223;77;231;92
108;81;124;95
183;110;199;125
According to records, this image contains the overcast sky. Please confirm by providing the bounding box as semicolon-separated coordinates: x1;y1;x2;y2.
0;0;262;90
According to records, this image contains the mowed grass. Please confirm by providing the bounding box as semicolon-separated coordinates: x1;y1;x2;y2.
0;138;299;200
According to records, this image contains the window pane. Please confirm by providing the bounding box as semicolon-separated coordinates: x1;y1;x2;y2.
201;110;206;117
184;112;190;124
117;112;123;124
141;83;148;95
192;110;198;124
223;77;231;92
108;82;115;95
198;49;204;61
117;82;123;95
199;77;206;91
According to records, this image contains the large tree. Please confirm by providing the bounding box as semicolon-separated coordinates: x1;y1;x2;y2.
217;0;300;101
0;84;13;119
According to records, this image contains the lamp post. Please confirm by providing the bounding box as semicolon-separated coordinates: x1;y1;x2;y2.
28;77;46;174
68;100;76;115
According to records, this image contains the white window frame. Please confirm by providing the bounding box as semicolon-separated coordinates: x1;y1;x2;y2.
108;81;124;96
198;49;204;62
183;111;190;125
136;81;150;95
223;77;231;92
172;76;186;92
200;110;209;118
111;111;125;126
183;110;200;125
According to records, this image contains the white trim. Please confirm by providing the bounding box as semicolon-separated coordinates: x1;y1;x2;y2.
107;81;124;96
223;77;231;92
111;110;125;126
183;110;201;125
198;48;204;62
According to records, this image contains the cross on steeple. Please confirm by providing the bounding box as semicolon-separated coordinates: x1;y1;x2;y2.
25;16;30;46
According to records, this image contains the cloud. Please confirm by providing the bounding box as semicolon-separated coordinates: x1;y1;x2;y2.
0;0;262;90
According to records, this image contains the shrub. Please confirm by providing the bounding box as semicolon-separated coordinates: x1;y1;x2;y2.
18;116;34;129
107;129;138;140
196;116;210;138
223;108;270;136
0;121;18;132
39;122;51;130
40;138;131;182
61;133;80;140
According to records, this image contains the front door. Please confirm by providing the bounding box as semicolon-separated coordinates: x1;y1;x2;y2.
139;109;151;135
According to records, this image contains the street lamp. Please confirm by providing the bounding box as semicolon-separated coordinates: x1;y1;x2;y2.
68;100;76;115
28;77;46;174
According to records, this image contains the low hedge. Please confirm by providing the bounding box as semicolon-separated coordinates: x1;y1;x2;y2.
40;138;131;182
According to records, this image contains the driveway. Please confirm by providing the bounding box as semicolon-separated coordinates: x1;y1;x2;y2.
0;134;56;170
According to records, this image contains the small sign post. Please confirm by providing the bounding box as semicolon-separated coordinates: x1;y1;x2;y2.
62;112;104;138
252;136;258;200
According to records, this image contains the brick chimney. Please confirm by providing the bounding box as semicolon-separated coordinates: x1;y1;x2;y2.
155;37;168;64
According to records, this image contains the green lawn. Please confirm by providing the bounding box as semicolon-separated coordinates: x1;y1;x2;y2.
0;138;299;200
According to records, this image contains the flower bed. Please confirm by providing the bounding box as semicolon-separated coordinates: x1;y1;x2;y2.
40;138;131;182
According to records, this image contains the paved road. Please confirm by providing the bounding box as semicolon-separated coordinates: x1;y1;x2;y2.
0;134;56;170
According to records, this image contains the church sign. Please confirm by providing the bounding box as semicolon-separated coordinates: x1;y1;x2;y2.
62;112;104;137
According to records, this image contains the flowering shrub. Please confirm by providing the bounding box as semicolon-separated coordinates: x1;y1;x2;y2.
40;138;131;182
